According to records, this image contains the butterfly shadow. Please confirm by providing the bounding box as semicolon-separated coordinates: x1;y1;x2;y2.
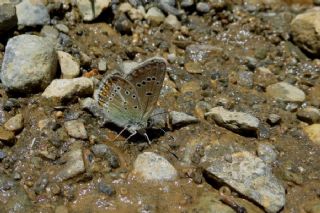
104;122;166;144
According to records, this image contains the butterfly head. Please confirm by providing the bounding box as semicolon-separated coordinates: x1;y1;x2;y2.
127;121;147;134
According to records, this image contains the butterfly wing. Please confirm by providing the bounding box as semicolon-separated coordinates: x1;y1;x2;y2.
94;75;143;128
125;57;167;120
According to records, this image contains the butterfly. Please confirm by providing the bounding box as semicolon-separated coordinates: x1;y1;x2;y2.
94;57;167;142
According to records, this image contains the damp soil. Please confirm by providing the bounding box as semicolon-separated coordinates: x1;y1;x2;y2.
0;0;320;213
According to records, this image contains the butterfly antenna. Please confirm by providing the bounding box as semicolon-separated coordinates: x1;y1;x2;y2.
159;128;176;143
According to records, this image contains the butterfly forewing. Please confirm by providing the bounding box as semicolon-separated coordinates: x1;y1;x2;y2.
95;75;143;128
125;57;167;119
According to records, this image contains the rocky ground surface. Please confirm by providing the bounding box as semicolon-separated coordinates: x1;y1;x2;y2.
0;0;320;212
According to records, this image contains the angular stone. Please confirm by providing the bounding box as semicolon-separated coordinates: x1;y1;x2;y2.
16;0;50;27
57;51;80;79
64;120;88;140
0;126;15;146
203;151;285;213
266;82;306;103
132;152;177;182
42;77;93;101
205;107;260;134
0;3;17;34
4;113;24;132
304;124;320;145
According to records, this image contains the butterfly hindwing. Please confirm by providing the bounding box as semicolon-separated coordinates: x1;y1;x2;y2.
125;57;167;120
94;75;143;128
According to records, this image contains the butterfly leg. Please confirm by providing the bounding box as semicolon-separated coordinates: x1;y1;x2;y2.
143;133;152;145
111;126;128;142
126;130;137;142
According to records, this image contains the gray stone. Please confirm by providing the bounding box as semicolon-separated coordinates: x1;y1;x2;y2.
145;7;165;25
205;107;260;134
290;8;320;57
55;23;69;33
16;0;50;27
55;148;85;181
132;152;177;182
77;0;111;21
266;82;306;103
42;77;94;101
296;106;320;124
64;120;88;140
1;34;57;93
0;3;17;34
98;58;107;71
40;25;59;40
97;181;115;196
211;0;227;10
170;111;198;126
196;2;210;13
4;113;24;132
57;51;80;79
203;151;285;213
164;14;181;29
0;150;6;160
257;143;277;164
267;114;281;125
80;97;105;119
91;144;120;168
238;71;253;88
181;0;194;8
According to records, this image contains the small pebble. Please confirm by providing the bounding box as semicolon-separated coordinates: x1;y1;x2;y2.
4;113;24;132
55;23;69;33
0;150;7;160
196;2;210;13
97;182;115;196
98;59;107;71
267;114;281;125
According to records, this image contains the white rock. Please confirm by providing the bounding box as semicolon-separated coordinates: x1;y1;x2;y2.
203;151;285;213
266;82;306;102
64;120;88;140
164;14;181;29
205;106;260;133
132;152;177;182
42;77;93;101
170;111;198;126
57;51;80;79
77;0;111;21
4;113;24;132
145;7;165;25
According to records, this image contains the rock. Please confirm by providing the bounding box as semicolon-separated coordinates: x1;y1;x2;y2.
41;25;59;40
170;111;198;127
55;24;69;34
267;114;281;125
290;8;320;57
211;0;227;10
149;108;167;130
238;71;253;88
77;0;111;21
196;2;210;13
98;58;107;71
91;144;120;168
0;150;7;160
55;148;86;181
4;113;24;132
164;15;181;29
42;77;94;102
80;97;105;119
184;62;204;74
145;7;165;25
16;0;50;27
257;143;277;164
296;106;320;124
0;3;17;34
205;107;260;134
57;51;80;79
64;120;88;140
114;14;133;34
266;82;306;103
131;152;178;182
1;34;57;93
304;124;320;145
0;127;15;146
181;0;194;8
97;181;115;196
202;151;285;213
167;53;176;63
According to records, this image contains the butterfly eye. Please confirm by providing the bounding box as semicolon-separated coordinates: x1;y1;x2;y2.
109;97;113;101
134;106;138;109
123;101;127;105
111;93;115;97
125;90;130;95
116;86;121;90
136;83;141;87
151;77;156;81
146;92;153;96
146;77;151;81
132;95;136;99
142;81;146;85
156;81;160;85
124;107;128;110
